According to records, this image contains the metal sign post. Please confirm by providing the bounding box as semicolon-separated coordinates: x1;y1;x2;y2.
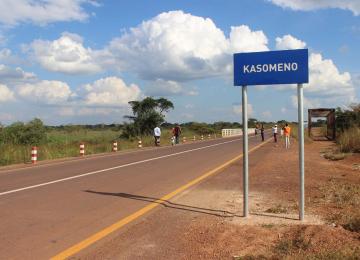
297;83;305;220
242;85;249;217
234;49;309;221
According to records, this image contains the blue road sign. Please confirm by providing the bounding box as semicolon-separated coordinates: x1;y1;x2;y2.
234;49;308;86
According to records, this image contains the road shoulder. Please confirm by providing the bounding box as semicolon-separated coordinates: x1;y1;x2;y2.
74;139;360;259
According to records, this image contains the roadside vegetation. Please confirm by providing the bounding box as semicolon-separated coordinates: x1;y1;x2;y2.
320;178;360;233
318;103;360;161
0;120;253;167
289;124;313;143
336;103;360;153
0;120;226;166
0;96;290;166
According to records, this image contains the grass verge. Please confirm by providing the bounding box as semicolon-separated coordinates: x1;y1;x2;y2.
320;179;360;233
0;128;220;166
338;127;360;153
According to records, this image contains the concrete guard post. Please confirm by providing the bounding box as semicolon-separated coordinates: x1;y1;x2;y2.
31;146;37;164
112;141;118;152
80;143;85;156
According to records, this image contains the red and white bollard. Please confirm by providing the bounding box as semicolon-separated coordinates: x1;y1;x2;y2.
31;146;37;164
80;143;85;156
138;140;142;148
112;141;118;152
193;136;196;141
183;136;187;143
201;135;204;140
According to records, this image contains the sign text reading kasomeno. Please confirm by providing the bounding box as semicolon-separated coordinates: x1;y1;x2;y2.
234;49;309;86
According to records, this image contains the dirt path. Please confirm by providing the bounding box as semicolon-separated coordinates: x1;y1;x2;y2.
75;138;360;259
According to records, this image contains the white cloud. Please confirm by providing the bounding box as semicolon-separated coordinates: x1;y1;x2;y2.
146;79;198;96
24;11;269;80
339;44;349;54
291;95;321;109
0;112;14;121
0;33;6;46
229;25;269;53
57;107;75;117
261;110;272;119
27;32;102;74
17;80;73;104
0;84;15;102
57;106;126;117
180;113;195;120
268;0;360;16
0;49;12;62
81;77;142;106
275;34;306;50
271;33;357;108
307;53;355;101
107;11;269;81
0;64;36;84
0;0;96;26
77;107;120;116
233;103;254;116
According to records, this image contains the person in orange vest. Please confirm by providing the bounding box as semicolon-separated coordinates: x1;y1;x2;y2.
284;123;291;149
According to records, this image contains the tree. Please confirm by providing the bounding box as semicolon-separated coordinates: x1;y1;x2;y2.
248;118;258;128
1;118;46;145
336;103;360;132
122;97;174;138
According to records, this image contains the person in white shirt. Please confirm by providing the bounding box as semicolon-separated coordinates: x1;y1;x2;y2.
272;124;278;143
154;126;161;146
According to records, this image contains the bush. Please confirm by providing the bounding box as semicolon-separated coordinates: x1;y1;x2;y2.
0;118;46;145
185;122;215;135
343;215;360;232
336;104;360;132
120;123;139;139
338;127;360;153
290;124;312;143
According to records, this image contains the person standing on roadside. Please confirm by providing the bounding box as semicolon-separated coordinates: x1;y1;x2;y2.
173;124;181;144
272;124;278;143
284;123;291;149
260;124;265;142
154;125;161;146
280;125;284;138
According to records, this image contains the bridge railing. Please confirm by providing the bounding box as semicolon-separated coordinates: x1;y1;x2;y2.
221;128;256;138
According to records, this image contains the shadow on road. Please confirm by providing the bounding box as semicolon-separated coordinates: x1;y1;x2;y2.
84;190;299;221
84;190;242;218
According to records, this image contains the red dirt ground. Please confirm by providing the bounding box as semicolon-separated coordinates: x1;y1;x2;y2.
75;138;360;259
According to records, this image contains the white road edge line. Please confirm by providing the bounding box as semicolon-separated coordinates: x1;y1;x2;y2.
0;137;251;197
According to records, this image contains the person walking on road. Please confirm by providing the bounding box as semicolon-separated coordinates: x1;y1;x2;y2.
284;123;291;149
272;124;278;143
173;124;181;144
260;124;265;142
154;126;161;146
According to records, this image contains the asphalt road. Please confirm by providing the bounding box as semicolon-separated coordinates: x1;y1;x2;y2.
0;133;269;259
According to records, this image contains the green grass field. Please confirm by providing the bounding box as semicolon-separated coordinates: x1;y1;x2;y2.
0;128;222;166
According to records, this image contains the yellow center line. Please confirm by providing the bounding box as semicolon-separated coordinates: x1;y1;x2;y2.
51;138;272;260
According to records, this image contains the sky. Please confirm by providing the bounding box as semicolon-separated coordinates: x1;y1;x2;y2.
0;0;359;125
